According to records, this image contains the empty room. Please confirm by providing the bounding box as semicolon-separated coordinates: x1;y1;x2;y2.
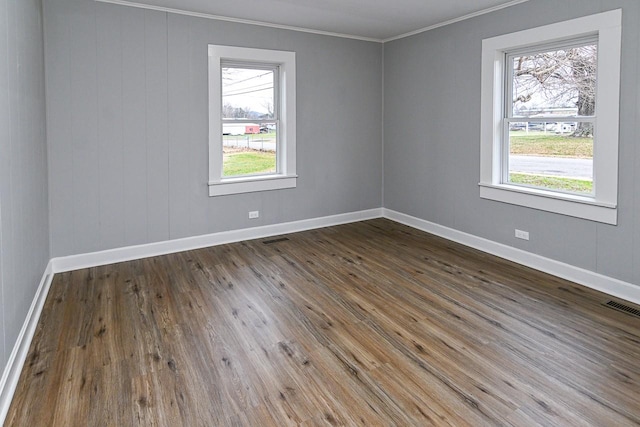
1;0;639;425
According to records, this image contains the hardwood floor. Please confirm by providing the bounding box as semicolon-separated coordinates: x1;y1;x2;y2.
5;218;640;426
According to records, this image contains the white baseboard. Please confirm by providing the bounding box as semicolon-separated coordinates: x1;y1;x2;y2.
51;208;384;273
383;208;640;306
0;208;383;423
53;205;638;304
0;260;55;424
3;206;638;424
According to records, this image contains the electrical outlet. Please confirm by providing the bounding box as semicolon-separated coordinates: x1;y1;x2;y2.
515;229;530;240
249;211;260;219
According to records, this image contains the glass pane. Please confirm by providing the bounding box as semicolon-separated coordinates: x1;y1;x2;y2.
221;66;276;177
222;122;277;177
511;43;597;120
508;121;593;194
222;67;275;120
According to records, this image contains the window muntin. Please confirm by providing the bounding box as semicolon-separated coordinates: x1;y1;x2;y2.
504;39;597;196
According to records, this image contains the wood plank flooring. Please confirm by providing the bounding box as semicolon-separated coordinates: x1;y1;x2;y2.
5;218;640;426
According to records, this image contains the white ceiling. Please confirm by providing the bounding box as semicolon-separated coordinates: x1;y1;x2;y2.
105;0;529;41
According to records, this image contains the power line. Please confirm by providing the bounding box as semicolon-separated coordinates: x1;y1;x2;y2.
224;85;274;97
222;70;272;87
224;88;273;97
222;82;273;92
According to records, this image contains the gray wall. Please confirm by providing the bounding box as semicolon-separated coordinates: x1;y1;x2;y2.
44;0;383;257
41;1;640;284
0;0;49;372
4;0;638;401
384;0;640;286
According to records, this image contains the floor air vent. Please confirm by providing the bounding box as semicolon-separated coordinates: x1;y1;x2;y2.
604;300;640;318
263;237;290;245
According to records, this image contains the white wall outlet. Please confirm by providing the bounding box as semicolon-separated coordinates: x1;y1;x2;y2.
248;211;260;219
515;229;530;240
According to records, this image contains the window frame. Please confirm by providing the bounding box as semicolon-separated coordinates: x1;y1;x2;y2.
503;36;598;197
479;9;621;225
220;62;279;178
208;45;296;197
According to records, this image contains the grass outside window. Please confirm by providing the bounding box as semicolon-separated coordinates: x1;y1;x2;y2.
223;150;276;177
509;132;593;157
509;131;593;194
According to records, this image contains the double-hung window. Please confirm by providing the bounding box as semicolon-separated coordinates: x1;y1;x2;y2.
480;10;621;224
208;45;296;196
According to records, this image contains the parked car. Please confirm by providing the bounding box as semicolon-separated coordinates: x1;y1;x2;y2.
548;122;576;133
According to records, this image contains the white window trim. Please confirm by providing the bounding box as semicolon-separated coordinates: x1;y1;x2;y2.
208;45;297;197
479;9;621;225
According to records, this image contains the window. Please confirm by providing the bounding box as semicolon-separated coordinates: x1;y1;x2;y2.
208;45;296;196
480;10;621;224
506;39;597;195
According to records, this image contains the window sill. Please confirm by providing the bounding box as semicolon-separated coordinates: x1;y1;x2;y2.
209;174;297;196
478;183;617;225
